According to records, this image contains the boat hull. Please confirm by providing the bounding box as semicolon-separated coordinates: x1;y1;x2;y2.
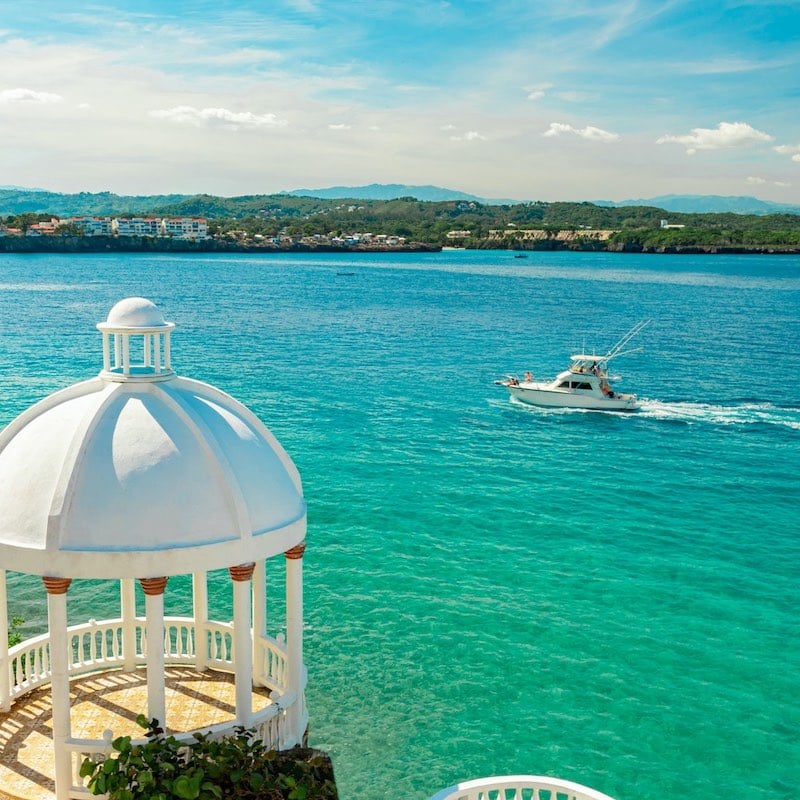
507;383;639;411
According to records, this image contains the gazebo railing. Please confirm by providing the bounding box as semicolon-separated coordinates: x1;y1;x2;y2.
64;691;297;798
427;775;618;800
6;617;306;799
7;616;292;699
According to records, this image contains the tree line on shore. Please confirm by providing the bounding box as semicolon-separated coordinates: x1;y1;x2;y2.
3;191;800;250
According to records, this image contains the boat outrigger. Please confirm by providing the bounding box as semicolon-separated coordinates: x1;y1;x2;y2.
496;320;650;412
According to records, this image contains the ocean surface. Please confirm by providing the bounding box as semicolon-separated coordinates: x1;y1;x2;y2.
0;250;798;800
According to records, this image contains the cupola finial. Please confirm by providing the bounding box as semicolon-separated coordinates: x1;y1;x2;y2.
96;297;175;382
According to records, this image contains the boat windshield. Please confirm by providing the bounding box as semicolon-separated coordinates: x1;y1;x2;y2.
569;358;606;377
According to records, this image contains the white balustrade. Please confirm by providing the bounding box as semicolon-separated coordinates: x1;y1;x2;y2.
163;617;197;663
428;776;617;800
254;634;288;691
7;616;304;799
65;699;292;796
204;621;235;668
7;617;291;699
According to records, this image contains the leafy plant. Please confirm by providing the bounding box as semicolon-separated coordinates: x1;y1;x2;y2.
8;615;24;647
80;715;338;800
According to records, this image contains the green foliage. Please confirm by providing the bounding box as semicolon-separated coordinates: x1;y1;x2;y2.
55;222;86;236
8;615;24;647
81;716;338;800
4;190;800;248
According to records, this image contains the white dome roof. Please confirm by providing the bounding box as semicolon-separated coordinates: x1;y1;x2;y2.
0;300;305;579
98;297;174;331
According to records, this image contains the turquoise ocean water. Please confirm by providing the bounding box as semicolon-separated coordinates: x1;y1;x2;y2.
0;250;798;800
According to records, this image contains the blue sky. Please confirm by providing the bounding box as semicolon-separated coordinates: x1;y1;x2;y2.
0;1;798;201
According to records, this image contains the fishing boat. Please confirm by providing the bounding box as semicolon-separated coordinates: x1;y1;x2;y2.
496;320;650;411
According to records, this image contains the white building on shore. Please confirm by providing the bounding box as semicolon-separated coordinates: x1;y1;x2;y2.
113;216;163;237
162;217;208;240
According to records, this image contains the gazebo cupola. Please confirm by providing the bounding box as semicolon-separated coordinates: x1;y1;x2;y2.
96;296;175;380
0;298;309;800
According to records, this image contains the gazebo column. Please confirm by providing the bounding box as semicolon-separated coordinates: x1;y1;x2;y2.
0;569;9;712
192;572;208;672
285;542;306;744
252;559;266;678
43;577;72;800
140;577;168;727
229;563;255;727
120;578;137;671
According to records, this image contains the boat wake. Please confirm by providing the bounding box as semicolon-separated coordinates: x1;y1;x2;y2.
637;399;800;430
496;396;800;430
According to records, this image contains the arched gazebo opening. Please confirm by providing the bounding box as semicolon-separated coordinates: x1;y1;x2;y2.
0;298;308;800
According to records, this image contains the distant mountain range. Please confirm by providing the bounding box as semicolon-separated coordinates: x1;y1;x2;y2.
597;194;800;215
1;184;798;217
287;186;800;214
280;183;519;203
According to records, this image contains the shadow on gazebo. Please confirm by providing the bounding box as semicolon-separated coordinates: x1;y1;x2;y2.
0;665;275;800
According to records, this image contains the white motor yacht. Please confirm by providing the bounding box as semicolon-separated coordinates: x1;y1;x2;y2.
497;321;650;412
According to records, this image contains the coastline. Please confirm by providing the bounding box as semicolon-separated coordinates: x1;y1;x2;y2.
477;240;800;255
0;235;440;254
2;235;799;256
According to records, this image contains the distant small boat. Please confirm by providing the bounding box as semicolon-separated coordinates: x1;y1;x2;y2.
496;320;651;412
336;271;355;276
513;253;528;258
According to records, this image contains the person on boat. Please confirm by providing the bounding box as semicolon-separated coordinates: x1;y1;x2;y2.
508;376;519;386
524;371;532;382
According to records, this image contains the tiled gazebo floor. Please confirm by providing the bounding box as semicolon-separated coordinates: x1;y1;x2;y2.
0;666;273;800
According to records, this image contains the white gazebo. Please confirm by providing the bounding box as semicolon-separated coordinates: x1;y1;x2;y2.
0;298;308;800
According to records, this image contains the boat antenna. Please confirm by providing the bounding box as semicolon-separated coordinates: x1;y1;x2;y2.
603;319;651;361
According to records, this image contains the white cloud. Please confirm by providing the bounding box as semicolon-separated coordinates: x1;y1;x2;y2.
656;121;773;154
774;180;791;187
328;123;351;130
0;87;63;104
526;83;552;101
745;176;766;185
542;122;619;142
450;131;486;142
149;106;288;130
774;143;800;163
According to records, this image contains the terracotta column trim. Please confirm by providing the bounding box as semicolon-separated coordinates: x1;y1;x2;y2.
229;563;256;582
285;541;306;560
43;577;72;595
139;577;168;596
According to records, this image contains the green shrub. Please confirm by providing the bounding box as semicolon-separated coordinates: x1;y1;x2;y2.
81;715;338;800
8;615;23;647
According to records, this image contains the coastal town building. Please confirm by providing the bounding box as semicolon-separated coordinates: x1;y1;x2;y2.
3;216;209;240
488;228;617;242
25;218;60;236
162;217;209;240
69;216;114;236
113;216;163;237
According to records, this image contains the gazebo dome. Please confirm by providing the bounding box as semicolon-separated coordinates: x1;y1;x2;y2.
100;296;170;329
0;298;306;579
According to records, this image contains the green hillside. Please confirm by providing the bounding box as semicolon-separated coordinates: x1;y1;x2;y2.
3;189;800;250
